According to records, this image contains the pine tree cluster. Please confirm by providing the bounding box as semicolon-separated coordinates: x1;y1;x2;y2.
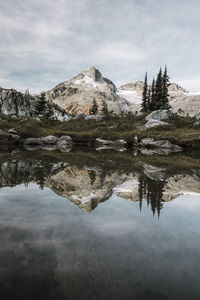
141;66;171;112
34;92;54;120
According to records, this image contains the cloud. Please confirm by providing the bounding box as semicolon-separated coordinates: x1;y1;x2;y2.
0;0;200;92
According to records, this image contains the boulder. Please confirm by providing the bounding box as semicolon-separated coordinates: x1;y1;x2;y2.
74;113;87;120
57;135;73;149
42;135;59;144
85;115;102;121
23;138;44;145
140;138;182;152
143;164;166;181
146;109;170;121
8;128;17;134
144;119;169;129
195;112;200;120
0;129;21;145
96;138;127;146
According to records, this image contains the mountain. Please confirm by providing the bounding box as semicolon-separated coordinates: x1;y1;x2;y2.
0;87;70;121
118;81;200;117
45;66;132;115
0;67;199;118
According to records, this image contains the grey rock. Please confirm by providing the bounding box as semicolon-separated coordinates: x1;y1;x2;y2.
144;119;169;129
10;134;21;143
146;109;170;121
0;87;71;121
57;135;73;149
23;138;44;145
42;135;59;144
143;164;166;181
96;146;126;152
0;129;20;144
140;138;182;152
74;113;87;120
195;113;200;120
8;128;17;134
96;138;127;146
85;114;102;121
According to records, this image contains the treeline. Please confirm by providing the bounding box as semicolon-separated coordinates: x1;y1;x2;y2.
141;66;171;112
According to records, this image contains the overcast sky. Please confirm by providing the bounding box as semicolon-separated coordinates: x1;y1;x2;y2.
0;0;199;93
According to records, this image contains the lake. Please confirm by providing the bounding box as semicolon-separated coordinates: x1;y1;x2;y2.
0;148;200;300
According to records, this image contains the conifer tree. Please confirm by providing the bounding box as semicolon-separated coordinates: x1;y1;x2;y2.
34;92;47;116
101;100;109;118
150;78;155;111
89;99;98;115
162;66;171;109
44;103;54;120
147;87;151;111
141;72;148;112
154;68;163;110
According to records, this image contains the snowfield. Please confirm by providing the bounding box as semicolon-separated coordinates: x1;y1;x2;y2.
117;89;141;104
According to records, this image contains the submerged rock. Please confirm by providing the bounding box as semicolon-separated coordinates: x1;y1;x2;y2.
140;138;182;153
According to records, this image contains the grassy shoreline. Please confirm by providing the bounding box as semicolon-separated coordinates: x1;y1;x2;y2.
0;113;199;149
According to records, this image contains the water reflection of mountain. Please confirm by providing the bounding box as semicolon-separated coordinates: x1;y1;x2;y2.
0;150;200;215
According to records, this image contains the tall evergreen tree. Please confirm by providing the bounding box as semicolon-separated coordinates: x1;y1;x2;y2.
141;72;148;112
150;78;156;111
89;99;98;115
34;92;47;116
44;103;54;120
162;66;171;109
101;100;109;118
154;68;163;110
147;87;151;111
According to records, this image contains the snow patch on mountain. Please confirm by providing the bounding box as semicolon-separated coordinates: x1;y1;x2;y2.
117;89;141;104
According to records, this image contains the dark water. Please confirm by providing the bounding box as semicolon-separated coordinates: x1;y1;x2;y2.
0;148;200;300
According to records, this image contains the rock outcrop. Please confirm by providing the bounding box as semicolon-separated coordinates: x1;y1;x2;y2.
0;87;70;121
45;66;132;116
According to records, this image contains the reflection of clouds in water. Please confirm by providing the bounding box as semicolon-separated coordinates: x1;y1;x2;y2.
167;195;200;209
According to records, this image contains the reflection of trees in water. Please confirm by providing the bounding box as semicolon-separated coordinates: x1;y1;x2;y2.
138;173;165;217
33;162;53;190
88;170;96;186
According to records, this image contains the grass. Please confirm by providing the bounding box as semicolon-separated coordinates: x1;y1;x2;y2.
0;113;199;149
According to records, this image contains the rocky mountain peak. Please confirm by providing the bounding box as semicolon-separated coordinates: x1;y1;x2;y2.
46;67;131;115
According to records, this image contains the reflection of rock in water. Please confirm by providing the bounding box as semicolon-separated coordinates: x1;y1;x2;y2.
0;160;68;188
46;166;134;212
0;158;200;215
163;174;200;201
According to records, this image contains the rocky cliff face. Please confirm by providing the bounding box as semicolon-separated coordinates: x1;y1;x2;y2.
0;87;70;121
45;66;132;115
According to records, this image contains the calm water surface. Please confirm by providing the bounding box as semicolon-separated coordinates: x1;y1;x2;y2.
0;149;200;300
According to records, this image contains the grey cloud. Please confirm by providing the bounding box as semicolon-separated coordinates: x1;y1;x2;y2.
0;0;200;93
